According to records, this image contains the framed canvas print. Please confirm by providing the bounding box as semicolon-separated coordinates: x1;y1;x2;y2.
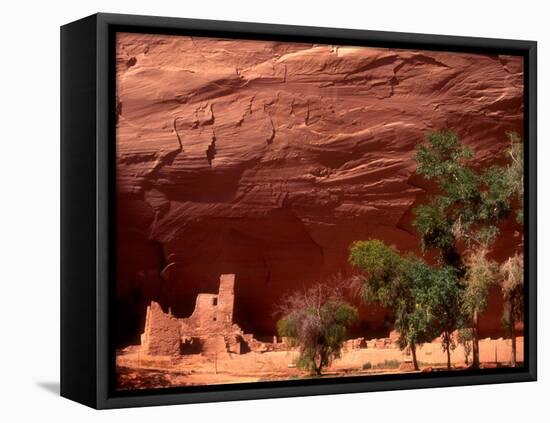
60;13;537;409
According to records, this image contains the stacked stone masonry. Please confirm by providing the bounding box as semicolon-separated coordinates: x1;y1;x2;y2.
140;274;285;356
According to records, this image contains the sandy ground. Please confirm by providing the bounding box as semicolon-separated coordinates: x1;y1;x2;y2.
116;336;524;390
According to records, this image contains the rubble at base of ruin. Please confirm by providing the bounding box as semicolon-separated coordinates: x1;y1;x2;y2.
140;274;288;357
343;333;401;352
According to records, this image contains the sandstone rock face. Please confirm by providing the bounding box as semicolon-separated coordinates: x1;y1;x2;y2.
115;32;524;345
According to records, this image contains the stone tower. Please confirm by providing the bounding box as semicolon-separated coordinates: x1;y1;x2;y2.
217;273;235;325
140;274;241;356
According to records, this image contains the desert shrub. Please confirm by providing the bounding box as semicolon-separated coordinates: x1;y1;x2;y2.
277;283;358;375
374;359;401;369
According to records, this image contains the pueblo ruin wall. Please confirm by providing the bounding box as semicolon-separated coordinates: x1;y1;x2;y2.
140;274;276;356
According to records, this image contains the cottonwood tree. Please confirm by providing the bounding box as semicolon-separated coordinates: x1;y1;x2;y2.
349;240;440;370
461;247;498;368
415;131;523;265
349;239;465;370
277;283;358;375
457;328;473;365
503;132;524;224
413;130;524;368
500;253;524;367
413;263;463;370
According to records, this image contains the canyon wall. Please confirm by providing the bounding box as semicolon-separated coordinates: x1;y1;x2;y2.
115;32;524;345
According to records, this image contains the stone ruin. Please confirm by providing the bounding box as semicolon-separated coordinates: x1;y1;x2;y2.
140;273;404;358
343;330;401;352
140;274;276;357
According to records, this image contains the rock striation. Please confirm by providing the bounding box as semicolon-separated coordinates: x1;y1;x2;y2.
115;33;524;345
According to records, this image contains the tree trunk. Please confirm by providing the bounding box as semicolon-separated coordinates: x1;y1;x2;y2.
411;343;419;371
315;358;322;375
446;340;452;370
472;311;480;369
315;351;324;375
511;315;517;367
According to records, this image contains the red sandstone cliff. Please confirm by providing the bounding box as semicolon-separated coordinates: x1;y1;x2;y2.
115;33;524;345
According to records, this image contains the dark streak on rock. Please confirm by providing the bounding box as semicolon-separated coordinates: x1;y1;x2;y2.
126;56;137;69
266;116;275;145
206;131;217;166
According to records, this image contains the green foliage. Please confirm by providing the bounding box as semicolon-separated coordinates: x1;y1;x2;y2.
348;240;406;307
504;132;524;224
276;316;299;345
348;239;402;277
413;264;462;331
362;361;372;370
411;261;463;364
478;166;512;222
349;240;462;362
394;258;439;350
457;328;473;365
457;327;473;344
413;198;455;254
500;253;524;334
413;131;524;265
277;284;358;375
349;240;424;350
416;131;474;181
461;247;498;319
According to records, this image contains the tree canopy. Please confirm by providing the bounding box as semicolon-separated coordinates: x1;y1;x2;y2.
414;131;523;270
349;239;462;369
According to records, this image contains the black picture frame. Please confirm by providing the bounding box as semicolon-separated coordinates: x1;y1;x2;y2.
60;12;537;409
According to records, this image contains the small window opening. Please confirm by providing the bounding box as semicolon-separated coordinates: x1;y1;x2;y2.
212;297;218;306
